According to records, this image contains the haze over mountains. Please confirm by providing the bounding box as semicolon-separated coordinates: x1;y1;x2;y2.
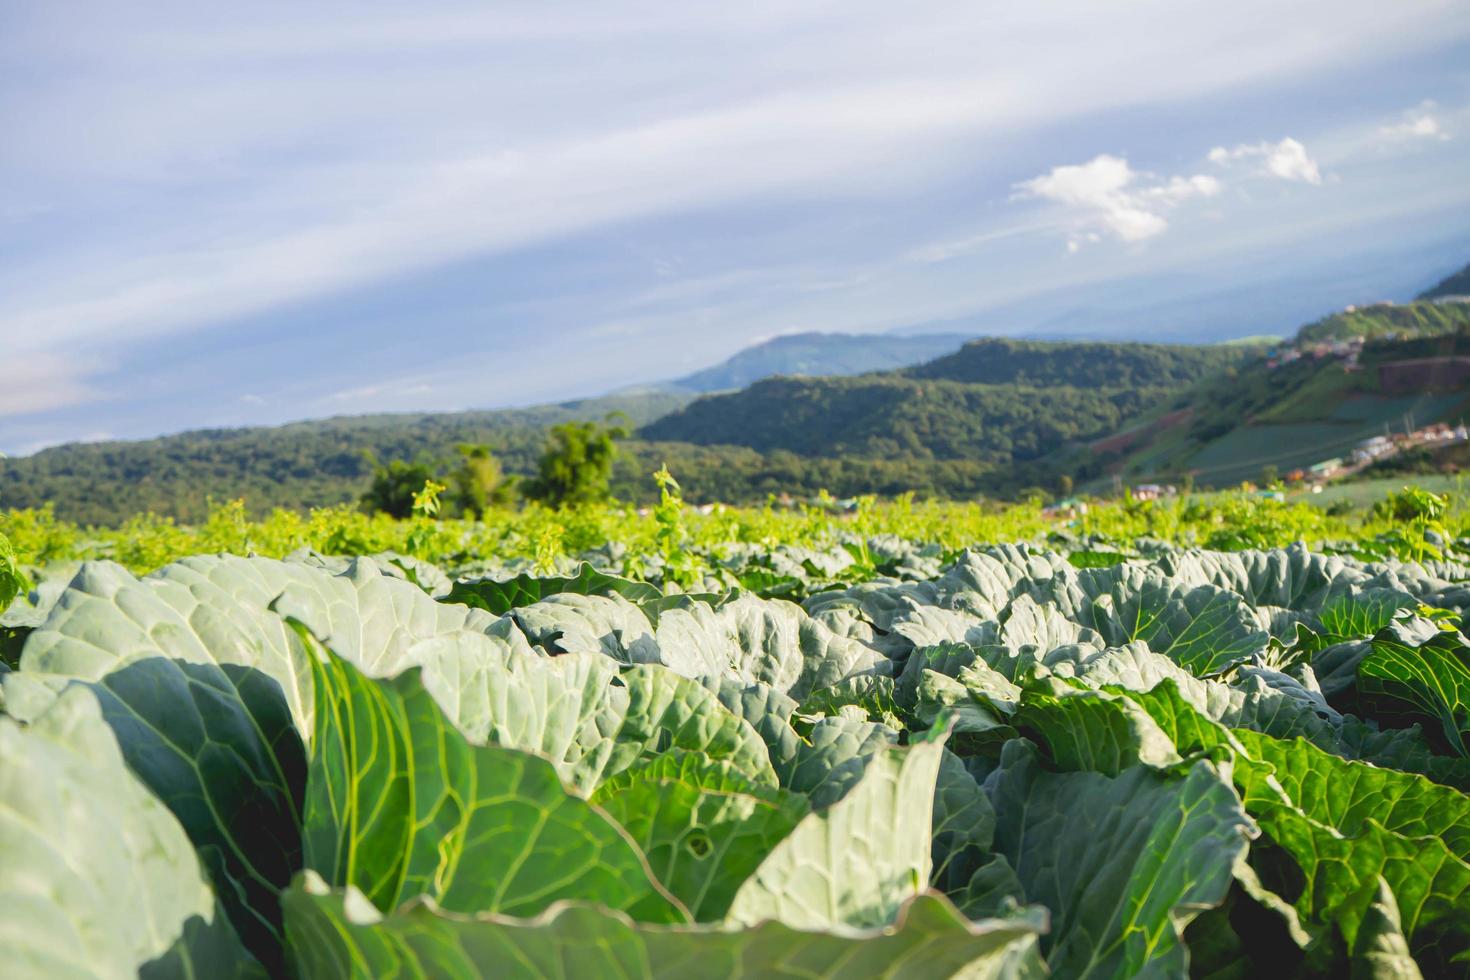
5;260;1469;525
665;333;969;393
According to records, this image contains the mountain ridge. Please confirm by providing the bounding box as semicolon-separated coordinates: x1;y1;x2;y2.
666;331;970;392
6;265;1470;522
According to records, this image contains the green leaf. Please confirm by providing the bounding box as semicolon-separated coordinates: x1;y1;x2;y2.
1124;681;1470;970
19;558;313;731
727;726;952;930
1068;549;1130;569
896;641;979;704
0;528;30;619
997;592;1103;655
930;748;999;896
1227;731;1470;970
1007;675;1183;776
284;873;1048;979
949;853;1028;922
1160;544;1361;611
296;623;685;924
988;739;1254;978
1318;589;1418;644
652;593;887;700
797;674;904;729
444;561;661;616
408;632;777;795
701;676;805;779
591;752;809;921
84;657;306;972
914;670;1015;744
267;554;512;681
0;686;261;979
1351;879;1425;980
1360;627;1470;757
1077;567;1267;677
10;559;312;969
783;714;898;809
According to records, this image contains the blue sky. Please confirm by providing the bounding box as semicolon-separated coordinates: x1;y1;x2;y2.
2;1;1469;455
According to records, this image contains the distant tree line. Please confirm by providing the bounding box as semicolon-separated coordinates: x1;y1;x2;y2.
0;338;1273;525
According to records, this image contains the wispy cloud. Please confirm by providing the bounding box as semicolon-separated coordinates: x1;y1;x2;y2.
1;1;1468;443
0;354;103;416
326;380;437;406
1380;101;1451;142
1208;137;1323;184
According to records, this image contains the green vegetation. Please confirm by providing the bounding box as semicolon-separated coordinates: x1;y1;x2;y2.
446;442;516;517
4;482;1470;976
0;390;687;525
642;374;1174;459
5;481;1469;583
3;299;1468;526
1295;300;1470;342
359;458;438;519
523;417;630;508
903;336;1259;388
0;522;22;612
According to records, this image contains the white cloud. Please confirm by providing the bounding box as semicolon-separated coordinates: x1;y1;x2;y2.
1380;102;1450;142
1015;155;1220;248
1208;137;1322;184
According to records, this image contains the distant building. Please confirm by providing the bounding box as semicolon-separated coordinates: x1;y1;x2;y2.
1131;483;1175;501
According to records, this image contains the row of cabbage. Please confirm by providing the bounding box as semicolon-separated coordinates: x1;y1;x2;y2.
1;538;1468;977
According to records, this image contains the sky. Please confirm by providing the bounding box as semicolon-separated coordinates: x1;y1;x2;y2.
2;1;1470;455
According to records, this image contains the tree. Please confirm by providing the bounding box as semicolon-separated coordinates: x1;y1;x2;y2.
523;417;629;508
447;443;515;517
360;459;438;518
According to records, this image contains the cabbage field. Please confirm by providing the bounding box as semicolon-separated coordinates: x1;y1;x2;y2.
3;490;1470;977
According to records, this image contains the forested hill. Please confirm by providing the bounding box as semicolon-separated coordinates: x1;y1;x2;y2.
642;338;1260;455
1418;262;1470;300
640;373;1172;460
669;331;968;392
0;391;691;525
902;337;1259;388
1294;300;1470;342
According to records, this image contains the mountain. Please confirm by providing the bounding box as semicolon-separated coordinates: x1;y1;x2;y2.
1295;300;1470;343
668;331;969;392
1419;262;1470;300
903;337;1260;388
642;373;1171;461
640;339;1259;469
644;339;1258;456
10;269;1470;524
1096;330;1470;488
